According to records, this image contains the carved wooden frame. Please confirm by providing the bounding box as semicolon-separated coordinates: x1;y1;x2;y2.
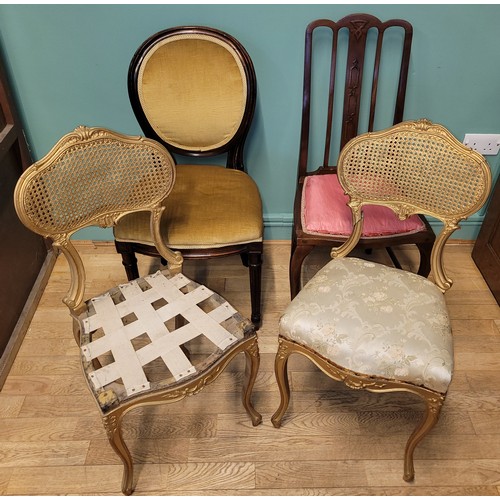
14;126;262;494
14;126;184;316
274;119;492;482
102;334;261;495
289;14;437;300
271;337;444;482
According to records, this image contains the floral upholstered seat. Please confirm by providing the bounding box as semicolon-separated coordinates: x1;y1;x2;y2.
280;257;452;394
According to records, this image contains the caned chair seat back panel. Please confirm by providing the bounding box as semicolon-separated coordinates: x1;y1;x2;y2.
14;126;176;238
290;14;436;299
338;121;492;221
336;119;492;291
117;26;263;327
114;165;263;248
14;127;262;495
273;119;492;482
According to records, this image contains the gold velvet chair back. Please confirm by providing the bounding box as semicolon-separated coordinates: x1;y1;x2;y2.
114;26;263;326
273;119;491;481
14;126;262;495
131;29;252;156
290;14;436;299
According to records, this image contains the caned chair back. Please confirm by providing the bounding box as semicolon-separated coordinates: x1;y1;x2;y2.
335;119;492;290
129;26;256;164
14;126;182;313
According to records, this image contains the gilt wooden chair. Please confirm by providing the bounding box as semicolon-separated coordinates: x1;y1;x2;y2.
290;14;436;299
113;26;264;326
273;119;491;481
14;126;261;495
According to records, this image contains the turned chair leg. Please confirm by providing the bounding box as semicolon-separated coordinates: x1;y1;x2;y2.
115;242;140;281
248;243;263;328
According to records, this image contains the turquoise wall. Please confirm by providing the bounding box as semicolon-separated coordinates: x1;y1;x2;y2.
1;4;499;240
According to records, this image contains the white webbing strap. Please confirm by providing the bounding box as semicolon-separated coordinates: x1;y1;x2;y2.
81;272;238;397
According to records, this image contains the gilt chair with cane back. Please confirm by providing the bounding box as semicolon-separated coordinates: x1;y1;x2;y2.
113;26;264;327
290;14;436;299
272;119;491;481
14;126;262;495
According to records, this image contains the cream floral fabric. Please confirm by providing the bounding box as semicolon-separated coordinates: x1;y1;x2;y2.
280;258;453;393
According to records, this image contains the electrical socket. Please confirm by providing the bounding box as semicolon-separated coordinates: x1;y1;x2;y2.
463;134;500;155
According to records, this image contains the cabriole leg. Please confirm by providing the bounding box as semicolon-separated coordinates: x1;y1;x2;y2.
271;338;292;428
242;337;262;426
103;411;135;495
403;392;445;482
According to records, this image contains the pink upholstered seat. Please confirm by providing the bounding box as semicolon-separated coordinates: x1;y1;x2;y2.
302;174;426;238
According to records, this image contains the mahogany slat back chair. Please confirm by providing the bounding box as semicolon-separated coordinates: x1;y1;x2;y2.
273;119;491;481
14;126;261;495
290;14;436;298
114;26;263;326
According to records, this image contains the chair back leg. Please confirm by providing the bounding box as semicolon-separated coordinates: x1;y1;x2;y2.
248;242;263;326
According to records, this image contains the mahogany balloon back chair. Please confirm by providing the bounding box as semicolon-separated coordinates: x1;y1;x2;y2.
14;126;262;495
273;119;491;481
290;14;436;298
114;26;264;326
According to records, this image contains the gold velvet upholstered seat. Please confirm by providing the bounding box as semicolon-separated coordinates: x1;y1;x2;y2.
14;127;261;495
114;165;262;248
114;26;264;327
272;119;491;481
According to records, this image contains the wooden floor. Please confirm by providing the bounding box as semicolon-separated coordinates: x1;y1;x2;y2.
1;241;500;495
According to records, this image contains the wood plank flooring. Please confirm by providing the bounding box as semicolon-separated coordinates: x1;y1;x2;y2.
1;241;500;495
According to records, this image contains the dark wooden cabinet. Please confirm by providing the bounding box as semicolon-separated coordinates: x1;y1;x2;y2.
472;174;500;304
0;47;55;387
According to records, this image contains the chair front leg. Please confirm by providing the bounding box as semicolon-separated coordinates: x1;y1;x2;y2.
271;337;292;428
242;336;263;426
103;410;135;495
403;390;445;482
115;241;140;281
